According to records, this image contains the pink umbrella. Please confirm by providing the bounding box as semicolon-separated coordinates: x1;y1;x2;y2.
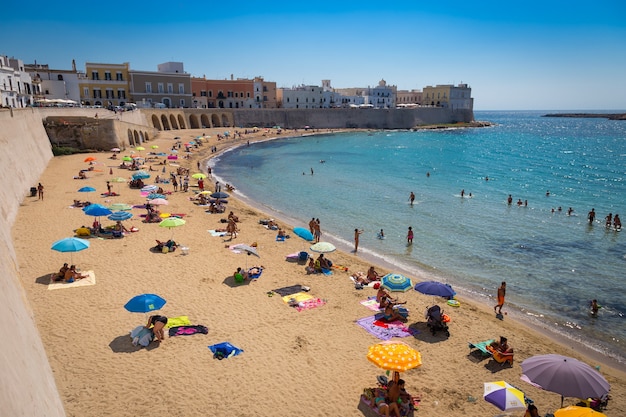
167;155;178;160
150;198;169;206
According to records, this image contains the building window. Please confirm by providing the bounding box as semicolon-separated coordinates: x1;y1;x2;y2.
208;91;213;98
145;83;152;93
104;71;112;80
93;89;102;99
263;86;267;92
200;90;207;97
91;71;99;80
106;89;114;99
227;91;233;98
263;96;267;102
167;83;173;94
179;99;185;107
178;84;184;94
158;83;164;93
83;87;89;97
57;74;64;81
116;72;123;81
117;90;126;99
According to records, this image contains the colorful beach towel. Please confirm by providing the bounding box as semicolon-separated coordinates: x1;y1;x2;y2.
360;299;382;312
208;342;243;360
164;316;191;328
168;325;208;337
48;270;96;290
295;298;326;312
281;292;314;304
355;315;417;341
208;229;227;237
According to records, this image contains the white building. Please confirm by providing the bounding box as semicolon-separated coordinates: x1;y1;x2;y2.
25;60;81;103
363;79;396;109
0;55;34;108
278;84;324;109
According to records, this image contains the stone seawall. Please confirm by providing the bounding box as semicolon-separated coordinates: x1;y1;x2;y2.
0;108;66;416
231;107;474;129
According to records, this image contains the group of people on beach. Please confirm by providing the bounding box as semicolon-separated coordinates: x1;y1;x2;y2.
308;217;321;242
587;208;622;230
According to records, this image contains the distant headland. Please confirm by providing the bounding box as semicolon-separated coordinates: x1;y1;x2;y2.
543;113;626;120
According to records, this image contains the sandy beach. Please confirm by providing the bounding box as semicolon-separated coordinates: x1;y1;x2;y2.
12;127;626;417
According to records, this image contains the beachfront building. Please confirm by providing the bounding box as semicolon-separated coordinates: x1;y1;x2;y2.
191;75;254;109
25;60;81;104
396;89;423;107
129;62;192;109
253;77;277;108
78;62;130;107
362;79;396;109
277;84;324;109
422;83;473;110
0;55;34;108
332;87;366;108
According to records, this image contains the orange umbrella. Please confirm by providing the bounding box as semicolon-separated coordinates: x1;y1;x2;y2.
555;406;607;417
84;156;97;162
367;340;422;372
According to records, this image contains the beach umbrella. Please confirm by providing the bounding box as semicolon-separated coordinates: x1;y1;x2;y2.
149;198;169;206
135;146;145;151
367;341;422;373
132;171;150;180
293;227;314;241
310;242;336;253
110;177;126;183
108;203;132;211
167;155;178;160
124;293;166;313
232;244;260;257
78;186;96;193
107;211;133;221
141;184;158;193
414;281;456;298
210;192;229;199
83;204;112;217
51;237;90;264
521;354;610;407
159;212;172;218
192;173;207;179
110;147;121;152
554;406;607;417
84;156;97;162
483;381;526;412
122;156;133;162
159;217;185;238
147;193;165;200
381;273;413;293
151;145;159;149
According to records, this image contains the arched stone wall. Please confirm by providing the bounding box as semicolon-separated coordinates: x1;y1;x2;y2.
127;129;135;146
177;114;186;129
211;114;221;127
169;114;179;130
133;130;140;144
151;115;162;130
221;114;230;127
161;115;170;130
201;114;211;128
189;114;200;129
139;131;144;143
144;131;150;141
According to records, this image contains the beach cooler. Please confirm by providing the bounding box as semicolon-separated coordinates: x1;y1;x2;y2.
298;251;309;262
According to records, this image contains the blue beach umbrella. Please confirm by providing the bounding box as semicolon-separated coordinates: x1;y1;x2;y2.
414;281;456;298
141;184;158;193
51;237;90;264
78;186;96;193
108;211;133;221
210;192;229;199
83;204;113;217
381;273;413;293
124;294;166;313
147;193;166;200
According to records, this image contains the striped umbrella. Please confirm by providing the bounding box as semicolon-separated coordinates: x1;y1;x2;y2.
381;273;413;293
108;211;133;221
147;193;165;200
141;185;158;193
483;381;526;412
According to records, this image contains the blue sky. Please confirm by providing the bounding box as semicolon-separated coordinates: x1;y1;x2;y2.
3;1;625;110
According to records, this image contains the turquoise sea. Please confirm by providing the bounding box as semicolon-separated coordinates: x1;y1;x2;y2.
210;111;626;365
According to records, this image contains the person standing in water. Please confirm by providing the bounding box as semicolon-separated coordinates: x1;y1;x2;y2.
354;229;363;252
588;208;596;224
409;192;415;206
407;227;413;244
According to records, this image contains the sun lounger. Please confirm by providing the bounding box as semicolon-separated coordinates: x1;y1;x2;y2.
468;339;495;356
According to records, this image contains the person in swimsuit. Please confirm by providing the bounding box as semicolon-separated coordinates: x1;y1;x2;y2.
614;214;621;230
494;281;506;315
407;227;413;244
409;192;415;206
354;228;363;252
147;315;168;342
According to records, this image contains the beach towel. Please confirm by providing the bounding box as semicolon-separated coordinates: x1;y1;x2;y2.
332;264;349;272
321;268;333;275
273;284;305;297
276;235;285;241
48;270;96;290
360;299;382;312
355;315;417;341
164;316;191;328
208;229;227;237
248;268;263;279
282;292;314;304
208;342;243;359
295;298;326;312
168;325;208;337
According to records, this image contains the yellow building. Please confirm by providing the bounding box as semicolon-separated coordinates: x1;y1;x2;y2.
422;83;473;110
79;62;130;107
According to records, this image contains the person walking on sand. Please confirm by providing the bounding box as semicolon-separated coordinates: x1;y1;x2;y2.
37;182;44;200
309;217;316;234
407;227;413;245
354;229;363;252
494;282;506;315
409;192;415;206
313;220;321;243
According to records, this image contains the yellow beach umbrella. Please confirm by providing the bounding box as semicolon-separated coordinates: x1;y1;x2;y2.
555;406;607;417
151;145;159;149
367;340;422;372
136;146;145;151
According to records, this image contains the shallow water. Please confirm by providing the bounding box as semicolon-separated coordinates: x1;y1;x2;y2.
212;111;626;364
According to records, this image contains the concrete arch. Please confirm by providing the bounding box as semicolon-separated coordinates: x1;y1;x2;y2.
139;131;145;143
221;114;230;127
169;114;179;130
144;131;150;141
161;115;171;130
151;114;162;130
177;114;186;129
211;114;221;127
127;129;135;146
189;114;200;129
133;130;140;144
